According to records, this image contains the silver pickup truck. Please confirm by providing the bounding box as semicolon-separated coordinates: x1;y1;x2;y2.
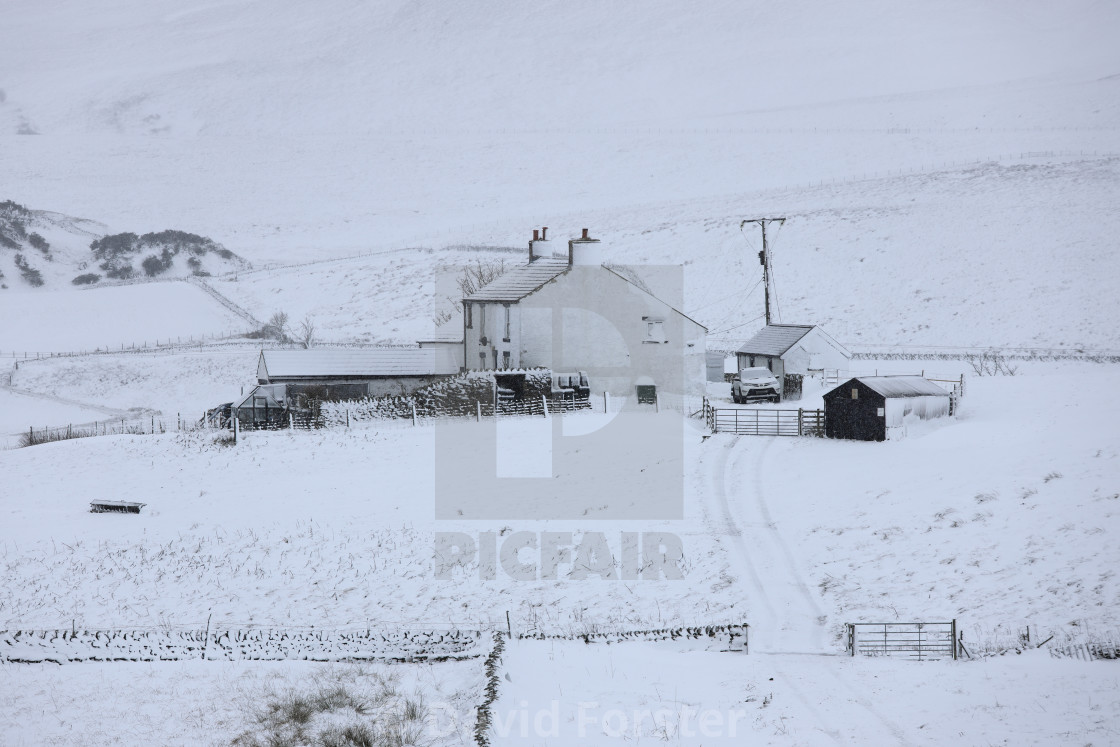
731;366;782;404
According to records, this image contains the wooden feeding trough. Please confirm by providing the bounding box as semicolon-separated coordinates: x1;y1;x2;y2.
89;500;146;514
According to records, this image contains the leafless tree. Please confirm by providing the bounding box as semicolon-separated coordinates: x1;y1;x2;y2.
297;314;316;349
263;310;291;341
456;259;506;297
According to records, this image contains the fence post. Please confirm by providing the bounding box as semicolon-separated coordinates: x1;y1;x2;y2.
798;408;803;436
233;416;239;443
951;619;958;660
476;402;481;422
541;395;549;417
411;403;417;427
289;413;294;429
604;392;609;413
346;409;350;427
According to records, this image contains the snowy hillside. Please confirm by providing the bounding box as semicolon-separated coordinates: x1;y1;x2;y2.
3;1;1120;743
0;199;248;289
1;0;1117;260
199;155;1120;350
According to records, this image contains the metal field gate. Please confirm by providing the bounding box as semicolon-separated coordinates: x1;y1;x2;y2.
704;402;824;437
846;621;958;660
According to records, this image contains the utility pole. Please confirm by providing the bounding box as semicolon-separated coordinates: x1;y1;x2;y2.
741;218;785;325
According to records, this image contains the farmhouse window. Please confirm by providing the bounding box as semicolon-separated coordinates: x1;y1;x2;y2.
479;352;486;368
465;303;473;328
503;351;511;369
503;304;511;341
479;305;486;338
749;355;756;367
643;317;666;343
851;388;859;399
877;407;885;416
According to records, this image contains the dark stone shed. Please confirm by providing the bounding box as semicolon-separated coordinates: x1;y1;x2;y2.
823;376;951;441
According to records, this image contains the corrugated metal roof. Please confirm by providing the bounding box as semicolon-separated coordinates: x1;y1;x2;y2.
850;376;950;398
736;324;814;356
463;259;569;302
260;348;460;379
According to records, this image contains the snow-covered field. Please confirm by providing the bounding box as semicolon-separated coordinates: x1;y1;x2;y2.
4;0;1120;743
6;347;259;422
0;659;482;747
0;282;249;353
493;642;1120;745
1;364;1115;640
1;362;1118;743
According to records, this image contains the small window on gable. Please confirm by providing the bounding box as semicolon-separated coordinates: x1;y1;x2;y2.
643;317;666;343
851;388;859;400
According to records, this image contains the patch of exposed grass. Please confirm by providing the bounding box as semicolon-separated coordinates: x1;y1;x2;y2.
232;668;437;747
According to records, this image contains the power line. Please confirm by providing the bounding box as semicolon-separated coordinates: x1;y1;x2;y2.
706;278;763;334
711;313;765;336
740;218;785;325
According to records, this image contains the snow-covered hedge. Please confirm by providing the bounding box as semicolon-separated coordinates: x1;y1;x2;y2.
322;369;558;423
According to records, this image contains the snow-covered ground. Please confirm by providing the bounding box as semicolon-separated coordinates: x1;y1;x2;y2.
0;658;482;747
4;0;1119;743
6;347;260;422
1;363;1115;640
492;641;1120;745
0;282;249;353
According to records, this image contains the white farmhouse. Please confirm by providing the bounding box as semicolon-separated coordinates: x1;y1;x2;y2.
735;324;851;381
461;228;707;399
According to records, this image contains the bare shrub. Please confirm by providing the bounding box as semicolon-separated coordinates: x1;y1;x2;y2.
965;350;1019;376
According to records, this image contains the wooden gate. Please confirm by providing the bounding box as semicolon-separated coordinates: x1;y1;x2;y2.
846;620;958;660
705;404;824;437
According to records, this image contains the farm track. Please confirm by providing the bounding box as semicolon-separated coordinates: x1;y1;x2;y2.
1;382;137;420
705;434;913;743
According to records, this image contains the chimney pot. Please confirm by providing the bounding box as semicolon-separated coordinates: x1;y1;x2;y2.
581;228;589;240
542;226;548;240
533;229;539;241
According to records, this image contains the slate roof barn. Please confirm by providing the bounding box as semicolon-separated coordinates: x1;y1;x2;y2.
257;348;461;399
736;324;850;380
823;376;950;441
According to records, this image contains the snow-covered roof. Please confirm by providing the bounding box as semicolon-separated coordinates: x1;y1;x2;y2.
602;265;707;331
847;376;950;398
736;324;815;356
234;384;286;409
259;348;460;379
463;258;569;302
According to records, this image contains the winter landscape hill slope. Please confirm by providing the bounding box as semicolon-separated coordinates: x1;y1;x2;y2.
1;0;1117;260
